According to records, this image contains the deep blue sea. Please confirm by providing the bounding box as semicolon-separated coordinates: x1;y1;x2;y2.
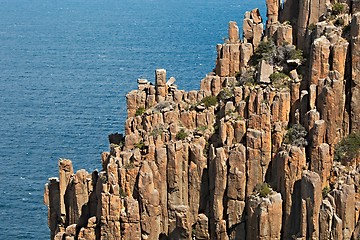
0;0;265;238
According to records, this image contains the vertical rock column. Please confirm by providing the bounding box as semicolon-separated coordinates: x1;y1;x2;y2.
155;69;167;102
120;196;141;240
167;141;191;239
44;178;60;239
65;169;92;227
138;161;161;239
266;0;280;25
280;0;299;23
309;120;331;188
317;72;345;146
188;138;208;226
351;13;360;132
126;89;147;118
215;22;241;77
226;145;247;239
246;96;272;195
228;21;239;43
276;24;293;45
243;9;264;49
59;159;74;225
209;147;228;240
247;192;283;240
333;185;356;239
155;146;168;235
332;39;350;135
300;171;322;239
309;36;331;88
272;146;306;239
296;0;327;52
246;129;264;197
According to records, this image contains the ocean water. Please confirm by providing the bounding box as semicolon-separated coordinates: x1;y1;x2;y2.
0;0;265;239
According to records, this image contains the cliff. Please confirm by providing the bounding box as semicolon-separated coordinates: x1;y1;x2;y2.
44;0;360;239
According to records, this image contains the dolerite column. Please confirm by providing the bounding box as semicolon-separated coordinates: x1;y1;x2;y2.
351;13;360;132
300;170;322;239
44;178;60;239
155;69;167;102
58;159;74;224
247;191;283;240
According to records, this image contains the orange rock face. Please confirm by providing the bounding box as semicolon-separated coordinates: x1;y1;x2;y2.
45;2;360;240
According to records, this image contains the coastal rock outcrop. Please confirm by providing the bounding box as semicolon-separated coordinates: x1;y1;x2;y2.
45;1;360;239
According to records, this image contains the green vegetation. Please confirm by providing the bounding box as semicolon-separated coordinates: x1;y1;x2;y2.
134;140;145;149
255;183;272;198
289;48;304;62
269;72;289;82
110;142;124;148
276;44;304;64
196;125;208;132
154;101;173;112
251;40;304;66
203;142;210;157
135;107;146;116
176;129;188;140
236;69;257;87
192;227;197;238
332;3;345;15
124;161;135;170
334;132;360;165
283;124;308;147
308;23;316;31
322;186;331;198
335;18;345;26
200;95;218;108
342;24;351;38
120;187;127;198
251;39;276;65
217;87;234;101
150;126;164;137
270;72;290;89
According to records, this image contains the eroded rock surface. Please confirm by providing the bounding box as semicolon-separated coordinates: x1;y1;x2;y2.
45;2;360;239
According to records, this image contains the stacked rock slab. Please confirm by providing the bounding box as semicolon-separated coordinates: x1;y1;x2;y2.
45;1;360;240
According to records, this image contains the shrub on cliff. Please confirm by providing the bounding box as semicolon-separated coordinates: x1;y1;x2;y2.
283;124;308;147
135;107;146;116
150;126;165;137
217;87;234;101
308;23;316;31
236;69;257;87
251;40;304;67
335;18;345;26
275;44;304;64
176;129;188;140
134;140;145;149
332;3;345;15
269;72;290;89
322;186;331;198
153;101;174;112
255;183;272;198
334;132;360;165
200;96;217;108
251;39;276;65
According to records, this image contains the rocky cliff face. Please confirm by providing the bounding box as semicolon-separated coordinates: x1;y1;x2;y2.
44;0;360;239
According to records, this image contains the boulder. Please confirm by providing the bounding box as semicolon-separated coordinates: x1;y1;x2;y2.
257;60;273;83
